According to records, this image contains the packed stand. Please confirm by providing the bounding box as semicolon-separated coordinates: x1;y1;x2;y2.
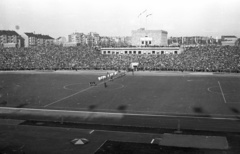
0;45;240;73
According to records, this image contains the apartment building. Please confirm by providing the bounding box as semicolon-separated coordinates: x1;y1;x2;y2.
68;32;87;44
23;32;54;47
0;30;23;47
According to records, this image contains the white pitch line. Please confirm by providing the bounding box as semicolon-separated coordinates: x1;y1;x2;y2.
89;130;94;134
44;76;123;107
218;81;227;103
39;106;240;118
0;107;239;121
63;82;90;91
93;129;161;136
44;86;94;107
151;139;155;144
44;81;105;107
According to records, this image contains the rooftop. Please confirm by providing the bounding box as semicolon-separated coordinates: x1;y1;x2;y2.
25;32;54;39
0;30;20;36
221;35;237;38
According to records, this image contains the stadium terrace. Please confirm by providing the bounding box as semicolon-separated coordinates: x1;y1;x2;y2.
0;45;240;73
101;47;182;55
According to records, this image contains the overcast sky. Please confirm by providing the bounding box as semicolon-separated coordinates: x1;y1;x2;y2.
0;0;240;38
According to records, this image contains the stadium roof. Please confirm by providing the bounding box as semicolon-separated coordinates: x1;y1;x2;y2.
0;30;20;36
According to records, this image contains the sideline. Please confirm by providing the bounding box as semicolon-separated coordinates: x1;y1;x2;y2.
0;70;115;75
0;70;239;77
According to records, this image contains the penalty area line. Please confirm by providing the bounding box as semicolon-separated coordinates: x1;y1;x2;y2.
44;77;116;107
89;130;94;134
151;139;155;144
44;82;104;107
218;81;227;103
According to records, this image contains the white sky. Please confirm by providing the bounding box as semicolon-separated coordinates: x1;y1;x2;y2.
0;0;240;38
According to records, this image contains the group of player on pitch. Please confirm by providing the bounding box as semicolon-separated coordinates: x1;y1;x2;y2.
89;71;126;88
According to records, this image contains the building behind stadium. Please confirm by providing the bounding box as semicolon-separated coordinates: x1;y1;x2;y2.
54;37;67;46
167;36;239;46
0;30;54;48
0;30;24;48
22;32;54;47
221;36;238;46
64;32;100;47
168;36;220;46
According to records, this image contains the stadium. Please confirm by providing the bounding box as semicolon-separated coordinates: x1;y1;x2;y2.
1;32;240;154
1;34;240;154
1;1;240;153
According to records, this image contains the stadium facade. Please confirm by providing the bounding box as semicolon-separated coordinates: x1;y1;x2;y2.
100;28;182;55
101;47;182;55
131;28;168;46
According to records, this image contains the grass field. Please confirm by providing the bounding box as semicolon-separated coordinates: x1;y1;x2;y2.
0;70;240;117
1;71;240;153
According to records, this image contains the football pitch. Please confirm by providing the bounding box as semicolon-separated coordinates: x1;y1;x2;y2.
0;70;240;131
1;70;240;115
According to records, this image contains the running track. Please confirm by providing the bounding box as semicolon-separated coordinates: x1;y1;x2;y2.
0;107;240;133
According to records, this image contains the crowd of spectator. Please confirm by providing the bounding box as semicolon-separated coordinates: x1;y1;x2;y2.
0;45;240;73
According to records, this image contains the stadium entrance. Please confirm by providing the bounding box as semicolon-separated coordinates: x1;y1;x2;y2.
130;62;139;71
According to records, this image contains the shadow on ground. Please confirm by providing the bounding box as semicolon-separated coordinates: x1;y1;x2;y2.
0;100;7;106
88;104;97;111
229;107;240;120
16;103;28;108
117;105;128;113
192;107;211;117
